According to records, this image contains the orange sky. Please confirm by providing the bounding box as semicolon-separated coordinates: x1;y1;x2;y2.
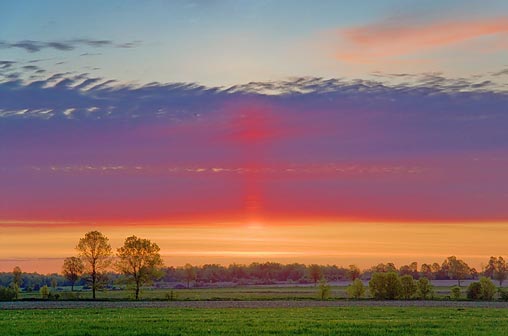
1;221;507;273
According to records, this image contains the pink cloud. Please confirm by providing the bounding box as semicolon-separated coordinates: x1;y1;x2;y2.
333;16;508;63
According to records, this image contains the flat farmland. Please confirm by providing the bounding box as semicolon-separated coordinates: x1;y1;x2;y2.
2;306;508;335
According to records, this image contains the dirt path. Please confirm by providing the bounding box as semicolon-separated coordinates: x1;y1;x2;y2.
2;300;508;310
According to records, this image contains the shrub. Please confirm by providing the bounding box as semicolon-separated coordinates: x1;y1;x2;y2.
318;280;331;300
400;275;417;299
467;282;482;300
479;277;497;300
40;285;50;299
369;272;401;300
416;277;433;299
347;279;365;299
451;286;461;300
498;288;508;301
0;286;16;301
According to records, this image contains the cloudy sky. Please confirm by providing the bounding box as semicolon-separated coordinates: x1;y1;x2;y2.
1;0;508;272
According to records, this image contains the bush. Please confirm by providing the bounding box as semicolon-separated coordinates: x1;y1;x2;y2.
479;277;497;300
400;275;417;299
0;286;16;301
369;272;401;300
40;285;50;299
417;277;433;300
347;279;365;299
467;282;482;300
451;286;461;300
498;288;508;301
318;280;331;300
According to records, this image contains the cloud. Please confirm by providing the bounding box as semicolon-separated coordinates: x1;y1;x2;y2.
1;72;508;223
332;16;508;63
0;60;16;69
493;68;508;76
0;38;139;53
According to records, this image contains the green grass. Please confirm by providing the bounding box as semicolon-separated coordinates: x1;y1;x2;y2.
1;307;508;335
17;285;464;301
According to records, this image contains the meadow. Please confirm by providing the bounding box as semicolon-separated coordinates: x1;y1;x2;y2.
2;306;508;335
14;283;477;301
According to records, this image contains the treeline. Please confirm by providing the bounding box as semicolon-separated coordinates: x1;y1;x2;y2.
3;256;508;289
1;230;508;300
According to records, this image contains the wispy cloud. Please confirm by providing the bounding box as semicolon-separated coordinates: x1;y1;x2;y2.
332;16;508;63
0;38;140;53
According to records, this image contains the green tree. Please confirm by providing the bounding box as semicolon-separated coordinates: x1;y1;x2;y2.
318;279;330;300
40;285;50;299
76;231;112;299
62;257;84;291
400;275;417;299
12;266;22;299
479;276;497;300
467;282;482;300
369;272;401;300
416;277;433;299
116;236;164;300
451;286;461;300
347;278;365;299
308;264;323;286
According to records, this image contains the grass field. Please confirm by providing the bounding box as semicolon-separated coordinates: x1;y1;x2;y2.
17;285;470;301
1;306;508;335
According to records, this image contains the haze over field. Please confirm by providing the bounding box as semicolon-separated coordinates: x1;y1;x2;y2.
1;0;508;273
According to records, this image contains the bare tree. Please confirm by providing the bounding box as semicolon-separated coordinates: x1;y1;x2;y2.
76;231;112;299
62;257;84;291
116;236;164;299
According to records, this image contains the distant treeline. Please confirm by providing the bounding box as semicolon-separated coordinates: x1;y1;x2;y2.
2;256;507;290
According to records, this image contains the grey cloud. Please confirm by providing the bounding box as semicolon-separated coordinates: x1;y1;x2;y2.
0;39;140;53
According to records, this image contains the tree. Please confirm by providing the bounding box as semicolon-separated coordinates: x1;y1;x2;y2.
416;277;433;299
420;264;434;280
369;272;401;300
318;279;330;300
348;265;361;281
308;264;322;286
467;282;482;300
400;275;417;299
451;286;461;300
494;257;507;286
62;257;84;291
442;256;470;286
116;236;164;300
76;231;112;299
12;266;22;299
347;278;365;299
479;276;497;300
184;264;196;288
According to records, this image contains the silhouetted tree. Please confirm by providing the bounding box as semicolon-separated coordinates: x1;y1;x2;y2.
348;265;361;281
184;264;196;288
62;257;84;291
116;236;164;300
442;256;470;286
308;264;322;286
76;231;112;299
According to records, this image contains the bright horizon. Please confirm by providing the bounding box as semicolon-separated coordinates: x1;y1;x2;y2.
2;0;508;274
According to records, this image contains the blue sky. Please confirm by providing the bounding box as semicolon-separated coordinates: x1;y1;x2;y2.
2;0;508;86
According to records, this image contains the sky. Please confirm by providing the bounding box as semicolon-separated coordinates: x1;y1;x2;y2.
1;0;508;273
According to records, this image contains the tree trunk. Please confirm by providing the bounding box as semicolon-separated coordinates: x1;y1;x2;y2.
92;273;96;299
71;283;74;291
135;283;140;300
